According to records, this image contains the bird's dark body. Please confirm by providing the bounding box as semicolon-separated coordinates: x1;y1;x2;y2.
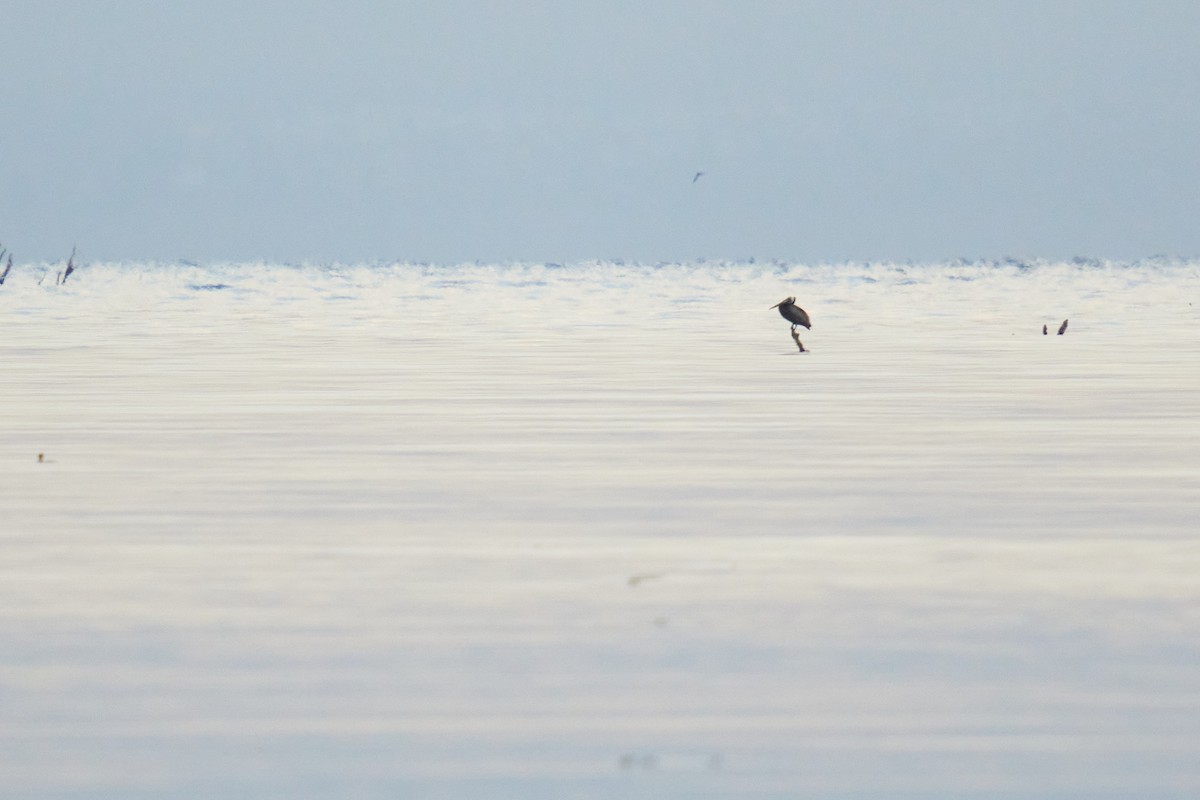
770;297;811;330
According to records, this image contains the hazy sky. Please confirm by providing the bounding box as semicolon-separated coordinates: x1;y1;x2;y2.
2;0;1199;264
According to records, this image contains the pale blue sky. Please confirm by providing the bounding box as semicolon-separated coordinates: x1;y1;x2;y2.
2;0;1198;263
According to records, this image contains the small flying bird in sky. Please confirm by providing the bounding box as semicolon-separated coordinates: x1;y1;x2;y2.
692;171;705;183
770;296;811;331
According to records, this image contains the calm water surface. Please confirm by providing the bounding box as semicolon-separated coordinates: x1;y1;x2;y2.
2;261;1198;798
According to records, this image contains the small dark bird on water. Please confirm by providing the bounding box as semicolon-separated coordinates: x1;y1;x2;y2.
1057;319;1068;335
770;297;811;331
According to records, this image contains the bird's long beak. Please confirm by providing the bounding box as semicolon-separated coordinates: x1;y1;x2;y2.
769;301;783;309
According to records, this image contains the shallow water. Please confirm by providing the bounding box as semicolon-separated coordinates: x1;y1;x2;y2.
2;260;1199;798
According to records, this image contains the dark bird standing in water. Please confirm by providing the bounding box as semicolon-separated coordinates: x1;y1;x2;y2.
770;297;811;331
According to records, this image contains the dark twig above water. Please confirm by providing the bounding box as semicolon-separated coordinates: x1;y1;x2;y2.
790;327;807;352
58;246;77;285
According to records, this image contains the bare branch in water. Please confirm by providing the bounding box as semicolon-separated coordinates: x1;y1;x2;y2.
790;327;806;353
58;245;77;285
0;251;10;286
